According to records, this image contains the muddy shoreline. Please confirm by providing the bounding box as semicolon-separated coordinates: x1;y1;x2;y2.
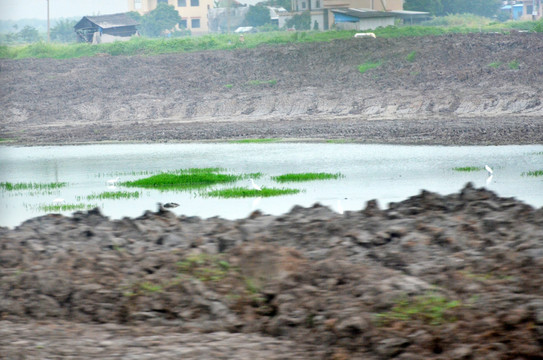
1;33;543;147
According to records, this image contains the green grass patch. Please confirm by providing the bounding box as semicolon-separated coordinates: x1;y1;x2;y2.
122;168;240;190
376;293;461;326
488;61;502;68
178;253;232;282
0;182;68;191
406;51;417;62
358;61;382;74
508;59;520;70
5;21;543;60
206;187;300;198
224;84;234;89
522;170;543;177
139;282;163;293
272;172;343;182
452;166;483;172
246;79;277;86
230;138;280;143
85;191;141;200
38;203;97;212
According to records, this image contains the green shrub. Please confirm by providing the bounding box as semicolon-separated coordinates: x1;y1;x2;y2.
358;61;382;74
508;59;519;70
406;51;417;62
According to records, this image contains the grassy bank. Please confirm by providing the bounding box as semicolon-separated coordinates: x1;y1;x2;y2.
2;18;541;60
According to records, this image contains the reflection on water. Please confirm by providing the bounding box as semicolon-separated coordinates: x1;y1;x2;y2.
1;143;542;228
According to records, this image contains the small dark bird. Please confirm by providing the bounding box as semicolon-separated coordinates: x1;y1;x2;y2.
163;202;179;208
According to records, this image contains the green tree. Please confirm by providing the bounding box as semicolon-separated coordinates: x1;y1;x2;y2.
441;0;501;17
139;3;182;37
50;19;77;43
245;5;272;27
285;11;310;30
18;25;40;43
405;0;501;17
404;0;443;15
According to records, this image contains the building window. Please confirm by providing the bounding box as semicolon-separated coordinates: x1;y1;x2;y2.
191;0;199;6
178;0;186;6
191;18;201;28
134;0;142;9
179;19;187;28
316;0;320;8
302;2;306;9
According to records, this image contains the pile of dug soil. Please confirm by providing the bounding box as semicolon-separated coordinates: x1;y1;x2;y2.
1;33;543;145
2;183;543;359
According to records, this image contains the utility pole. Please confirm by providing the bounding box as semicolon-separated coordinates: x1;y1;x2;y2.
46;0;50;42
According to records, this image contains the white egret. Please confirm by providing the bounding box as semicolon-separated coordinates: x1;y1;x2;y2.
486;174;493;186
485;165;493;176
250;179;262;191
337;200;344;215
107;177;120;186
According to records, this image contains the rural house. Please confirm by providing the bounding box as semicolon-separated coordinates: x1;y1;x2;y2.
128;0;215;34
74;13;139;43
287;0;405;31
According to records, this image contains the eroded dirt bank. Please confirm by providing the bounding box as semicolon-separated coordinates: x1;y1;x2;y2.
2;184;543;359
1;33;543;145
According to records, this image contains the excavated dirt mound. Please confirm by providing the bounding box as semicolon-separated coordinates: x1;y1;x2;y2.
1;184;543;358
1;32;543;145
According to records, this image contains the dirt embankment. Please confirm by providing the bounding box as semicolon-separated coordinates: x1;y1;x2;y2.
1;184;543;358
1;33;543;145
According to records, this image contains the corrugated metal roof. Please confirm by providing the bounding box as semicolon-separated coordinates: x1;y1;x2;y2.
331;8;397;19
78;13;140;29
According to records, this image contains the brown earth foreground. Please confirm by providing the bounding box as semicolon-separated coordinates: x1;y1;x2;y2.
1;33;543;359
1;184;543;359
1;33;543;145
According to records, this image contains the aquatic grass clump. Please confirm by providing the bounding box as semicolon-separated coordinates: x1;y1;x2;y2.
86;191;141;200
38;203;97;212
522;170;543;177
206;187;300;198
230;138;280;143
122;168;241;190
0;182;68;191
272;172;344;183
452;166;483;172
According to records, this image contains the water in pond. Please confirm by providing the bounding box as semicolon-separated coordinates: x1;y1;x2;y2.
1;143;542;228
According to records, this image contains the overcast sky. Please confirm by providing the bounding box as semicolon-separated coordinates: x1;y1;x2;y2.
0;0;128;20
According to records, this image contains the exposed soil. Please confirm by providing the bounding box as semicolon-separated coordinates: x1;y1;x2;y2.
2;184;543;359
1;32;543;145
1;33;543;359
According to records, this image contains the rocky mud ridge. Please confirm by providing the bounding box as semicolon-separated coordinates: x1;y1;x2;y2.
1;33;543;145
1;183;543;359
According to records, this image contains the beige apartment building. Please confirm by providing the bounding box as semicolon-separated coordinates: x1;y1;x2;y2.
288;0;403;30
127;0;215;34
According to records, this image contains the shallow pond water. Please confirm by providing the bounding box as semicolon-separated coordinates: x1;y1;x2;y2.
1;143;542;228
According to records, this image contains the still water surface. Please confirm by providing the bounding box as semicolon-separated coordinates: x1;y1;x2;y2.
1;143;542;228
